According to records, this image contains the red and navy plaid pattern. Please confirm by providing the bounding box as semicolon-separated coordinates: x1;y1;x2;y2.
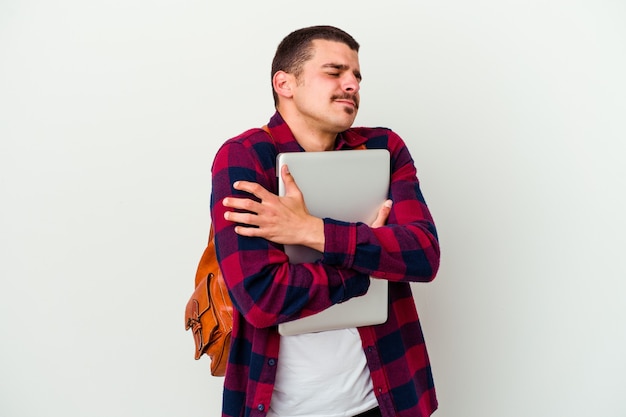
210;112;440;417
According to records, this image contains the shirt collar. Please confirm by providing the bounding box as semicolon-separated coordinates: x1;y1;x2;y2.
266;111;369;152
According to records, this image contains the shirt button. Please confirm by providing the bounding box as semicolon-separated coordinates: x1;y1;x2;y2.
268;359;276;366
257;404;265;412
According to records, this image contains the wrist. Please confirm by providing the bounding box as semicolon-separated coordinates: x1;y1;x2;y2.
303;216;325;252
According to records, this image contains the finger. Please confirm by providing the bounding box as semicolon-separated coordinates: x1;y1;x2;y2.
371;199;393;228
233;224;263;237
233;180;273;201
281;164;302;197
224;210;260;227
222;196;260;212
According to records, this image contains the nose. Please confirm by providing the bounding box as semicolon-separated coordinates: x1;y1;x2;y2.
342;73;360;94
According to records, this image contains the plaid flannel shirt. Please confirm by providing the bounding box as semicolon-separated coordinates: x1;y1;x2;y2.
210;112;440;417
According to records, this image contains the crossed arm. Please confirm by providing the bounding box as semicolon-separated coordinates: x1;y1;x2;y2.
210;134;439;326
222;164;393;251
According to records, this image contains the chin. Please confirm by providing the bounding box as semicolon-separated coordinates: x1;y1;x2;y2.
342;115;358;129
337;111;357;127
331;120;354;132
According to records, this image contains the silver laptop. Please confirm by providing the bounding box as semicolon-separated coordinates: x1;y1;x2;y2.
276;149;390;336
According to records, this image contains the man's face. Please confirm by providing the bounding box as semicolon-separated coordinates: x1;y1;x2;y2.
290;39;362;134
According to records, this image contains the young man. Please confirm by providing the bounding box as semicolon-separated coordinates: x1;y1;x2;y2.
210;26;440;417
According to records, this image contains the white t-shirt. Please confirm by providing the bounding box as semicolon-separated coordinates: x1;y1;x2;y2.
267;328;378;417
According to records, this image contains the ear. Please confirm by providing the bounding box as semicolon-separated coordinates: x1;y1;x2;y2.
273;71;294;100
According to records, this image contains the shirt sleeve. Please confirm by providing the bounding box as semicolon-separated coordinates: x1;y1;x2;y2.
210;137;371;329
322;130;440;282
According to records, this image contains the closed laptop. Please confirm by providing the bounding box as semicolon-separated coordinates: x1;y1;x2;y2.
276;149;390;336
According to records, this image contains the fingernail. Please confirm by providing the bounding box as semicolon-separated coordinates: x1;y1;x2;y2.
384;200;393;208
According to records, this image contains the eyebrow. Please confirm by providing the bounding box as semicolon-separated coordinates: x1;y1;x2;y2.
322;63;362;81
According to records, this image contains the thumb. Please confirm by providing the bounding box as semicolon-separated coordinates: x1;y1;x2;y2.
371;199;393;228
281;164;302;197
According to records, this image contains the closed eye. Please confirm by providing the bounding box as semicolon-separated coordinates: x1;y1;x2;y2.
322;63;361;82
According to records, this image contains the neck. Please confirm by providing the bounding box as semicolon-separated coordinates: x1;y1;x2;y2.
277;108;338;152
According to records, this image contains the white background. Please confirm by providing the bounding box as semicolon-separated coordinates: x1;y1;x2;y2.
1;1;625;416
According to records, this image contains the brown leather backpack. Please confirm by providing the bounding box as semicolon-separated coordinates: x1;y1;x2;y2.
185;226;233;376
185;126;271;376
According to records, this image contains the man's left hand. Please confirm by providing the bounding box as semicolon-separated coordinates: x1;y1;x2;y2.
222;164;326;252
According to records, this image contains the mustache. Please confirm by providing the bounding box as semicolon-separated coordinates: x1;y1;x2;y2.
331;93;359;108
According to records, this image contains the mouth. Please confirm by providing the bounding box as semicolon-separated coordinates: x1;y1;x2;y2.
333;98;358;109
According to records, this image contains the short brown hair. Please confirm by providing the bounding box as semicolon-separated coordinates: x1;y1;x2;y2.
271;25;360;106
